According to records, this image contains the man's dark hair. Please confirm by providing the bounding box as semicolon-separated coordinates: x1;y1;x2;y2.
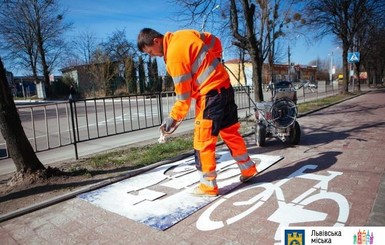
137;28;164;52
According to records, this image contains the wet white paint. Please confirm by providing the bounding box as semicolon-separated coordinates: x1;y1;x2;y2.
78;150;283;230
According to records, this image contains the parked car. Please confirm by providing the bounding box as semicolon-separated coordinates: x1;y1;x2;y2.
307;81;318;89
296;79;317;91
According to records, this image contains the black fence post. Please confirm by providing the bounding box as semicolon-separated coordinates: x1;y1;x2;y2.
159;92;164;124
69;100;78;160
248;86;252;115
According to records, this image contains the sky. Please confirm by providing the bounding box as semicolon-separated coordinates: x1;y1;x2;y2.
71;0;343;64
7;0;343;75
61;0;183;44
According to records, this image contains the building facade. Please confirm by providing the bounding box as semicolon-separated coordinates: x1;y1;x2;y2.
224;59;317;86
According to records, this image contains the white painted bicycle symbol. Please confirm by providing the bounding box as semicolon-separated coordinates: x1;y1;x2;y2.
196;164;349;244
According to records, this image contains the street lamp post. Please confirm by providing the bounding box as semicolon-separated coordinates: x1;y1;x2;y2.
201;5;220;32
329;52;333;83
288;45;291;81
328;47;340;84
287;35;300;82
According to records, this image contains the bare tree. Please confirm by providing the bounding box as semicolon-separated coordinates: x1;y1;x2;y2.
172;0;302;102
68;29;138;97
73;30;98;64
102;29;137;62
353;15;385;90
101;29;138;95
0;58;45;176
0;1;40;79
0;0;71;97
304;0;384;93
364;25;385;86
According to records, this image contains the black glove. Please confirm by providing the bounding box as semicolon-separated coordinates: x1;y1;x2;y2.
161;117;177;133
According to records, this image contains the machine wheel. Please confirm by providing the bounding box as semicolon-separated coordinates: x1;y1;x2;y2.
288;121;301;145
255;123;266;146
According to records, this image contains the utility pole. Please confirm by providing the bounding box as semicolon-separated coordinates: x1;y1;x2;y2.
329;47;339;84
329;52;333;83
288;45;291;81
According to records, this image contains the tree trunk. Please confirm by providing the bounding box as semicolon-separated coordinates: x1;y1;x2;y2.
342;46;349;94
256;59;264;102
355;62;361;92
36;33;52;98
249;53;264;102
0;58;45;173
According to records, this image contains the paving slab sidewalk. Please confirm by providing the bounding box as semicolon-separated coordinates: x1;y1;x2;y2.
1;87;385;245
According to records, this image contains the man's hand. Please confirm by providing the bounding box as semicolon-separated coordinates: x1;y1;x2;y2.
160;117;177;133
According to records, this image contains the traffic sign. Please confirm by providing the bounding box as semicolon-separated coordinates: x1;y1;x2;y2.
348;52;360;63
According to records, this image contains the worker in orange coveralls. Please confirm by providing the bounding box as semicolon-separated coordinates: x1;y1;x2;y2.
137;28;257;196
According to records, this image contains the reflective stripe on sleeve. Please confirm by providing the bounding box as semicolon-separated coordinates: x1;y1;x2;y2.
176;91;191;100
172;72;192;85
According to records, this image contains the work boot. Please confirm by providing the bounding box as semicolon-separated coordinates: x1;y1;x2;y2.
240;171;258;183
191;186;218;197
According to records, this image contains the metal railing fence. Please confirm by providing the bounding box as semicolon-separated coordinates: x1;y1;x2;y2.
0;83;340;160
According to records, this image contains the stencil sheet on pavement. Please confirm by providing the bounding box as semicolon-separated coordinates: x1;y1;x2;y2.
78;150;283;230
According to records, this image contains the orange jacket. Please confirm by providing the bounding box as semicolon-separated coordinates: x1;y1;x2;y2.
163;30;231;121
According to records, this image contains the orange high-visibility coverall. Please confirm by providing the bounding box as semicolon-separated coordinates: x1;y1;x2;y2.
163;30;256;194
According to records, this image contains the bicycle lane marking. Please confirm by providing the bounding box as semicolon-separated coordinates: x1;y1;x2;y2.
77;150;283;230
196;164;350;244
